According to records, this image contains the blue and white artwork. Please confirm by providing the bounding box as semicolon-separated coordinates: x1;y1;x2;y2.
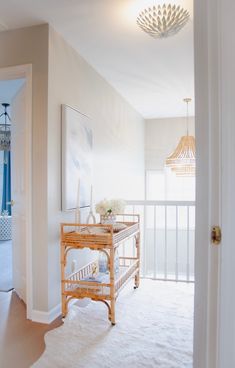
61;105;93;211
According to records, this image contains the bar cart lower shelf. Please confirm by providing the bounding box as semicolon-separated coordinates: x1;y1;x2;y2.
60;214;140;325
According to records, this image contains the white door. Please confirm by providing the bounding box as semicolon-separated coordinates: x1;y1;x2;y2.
11;81;27;303
216;0;235;365
194;0;235;367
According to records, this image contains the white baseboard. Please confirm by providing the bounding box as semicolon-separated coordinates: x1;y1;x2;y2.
31;303;61;324
31;298;91;324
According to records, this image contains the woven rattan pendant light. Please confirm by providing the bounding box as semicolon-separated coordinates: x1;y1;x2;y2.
166;98;195;176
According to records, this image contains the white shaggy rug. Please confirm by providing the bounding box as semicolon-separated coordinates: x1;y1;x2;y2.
33;280;194;368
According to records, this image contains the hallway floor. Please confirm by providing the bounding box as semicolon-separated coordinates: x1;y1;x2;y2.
0;291;62;368
0;240;13;291
0;281;194;368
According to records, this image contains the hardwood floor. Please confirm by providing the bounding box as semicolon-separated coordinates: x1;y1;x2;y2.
0;241;13;292
0;291;62;368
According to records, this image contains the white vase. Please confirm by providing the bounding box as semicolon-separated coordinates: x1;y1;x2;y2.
100;213;116;225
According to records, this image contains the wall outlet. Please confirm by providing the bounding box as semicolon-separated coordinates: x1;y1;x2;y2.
71;259;77;273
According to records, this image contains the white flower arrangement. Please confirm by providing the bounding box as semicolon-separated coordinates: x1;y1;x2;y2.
95;199;126;216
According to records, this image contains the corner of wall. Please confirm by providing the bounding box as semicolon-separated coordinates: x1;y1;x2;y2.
31;303;61;324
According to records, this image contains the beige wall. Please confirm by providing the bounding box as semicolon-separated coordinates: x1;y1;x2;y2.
0;25;49;311
0;24;145;314
47;28;145;309
145;117;195;171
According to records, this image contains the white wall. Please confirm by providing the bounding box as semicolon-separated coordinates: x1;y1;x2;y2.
145;117;195;170
47;27;145;310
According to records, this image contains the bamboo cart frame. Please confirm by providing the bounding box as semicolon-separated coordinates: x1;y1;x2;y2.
60;214;140;325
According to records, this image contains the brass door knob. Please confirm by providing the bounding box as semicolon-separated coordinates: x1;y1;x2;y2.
211;226;221;245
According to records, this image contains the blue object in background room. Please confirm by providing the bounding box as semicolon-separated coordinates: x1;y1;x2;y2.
1;150;11;215
0;103;12;215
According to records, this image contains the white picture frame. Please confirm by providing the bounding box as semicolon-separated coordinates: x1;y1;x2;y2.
61;104;93;211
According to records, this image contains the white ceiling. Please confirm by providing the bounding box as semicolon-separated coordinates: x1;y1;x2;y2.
0;0;194;119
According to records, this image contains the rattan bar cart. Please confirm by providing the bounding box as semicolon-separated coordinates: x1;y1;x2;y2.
60;214;140;325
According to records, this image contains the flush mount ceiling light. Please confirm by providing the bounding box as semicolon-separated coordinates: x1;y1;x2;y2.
166;98;195;177
136;3;190;39
0;103;11;151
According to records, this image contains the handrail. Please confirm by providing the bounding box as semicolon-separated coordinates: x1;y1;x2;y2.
126;200;195;206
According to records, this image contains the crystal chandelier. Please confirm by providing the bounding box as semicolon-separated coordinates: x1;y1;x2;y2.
0;103;11;151
137;3;190;39
166;98;195;177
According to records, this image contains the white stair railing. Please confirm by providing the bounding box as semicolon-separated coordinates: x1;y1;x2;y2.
124;200;195;282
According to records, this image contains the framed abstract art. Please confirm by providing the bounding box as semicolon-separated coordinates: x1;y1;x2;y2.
61;104;93;211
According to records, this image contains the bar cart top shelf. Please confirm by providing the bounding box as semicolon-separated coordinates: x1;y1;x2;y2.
60;214;140;249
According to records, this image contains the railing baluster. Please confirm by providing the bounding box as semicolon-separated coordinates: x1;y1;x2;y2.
153;205;157;279
187;206;190;282
176;205;178;281
132;205;135;256
143;203;147;277
164;205;168;280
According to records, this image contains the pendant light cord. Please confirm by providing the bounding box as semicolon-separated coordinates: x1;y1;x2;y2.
186;100;189;136
183;98;191;136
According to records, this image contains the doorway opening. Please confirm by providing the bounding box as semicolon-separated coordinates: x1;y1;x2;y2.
0;79;25;294
0;65;32;320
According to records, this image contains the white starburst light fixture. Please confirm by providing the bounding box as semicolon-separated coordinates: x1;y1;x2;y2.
137;3;190;39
